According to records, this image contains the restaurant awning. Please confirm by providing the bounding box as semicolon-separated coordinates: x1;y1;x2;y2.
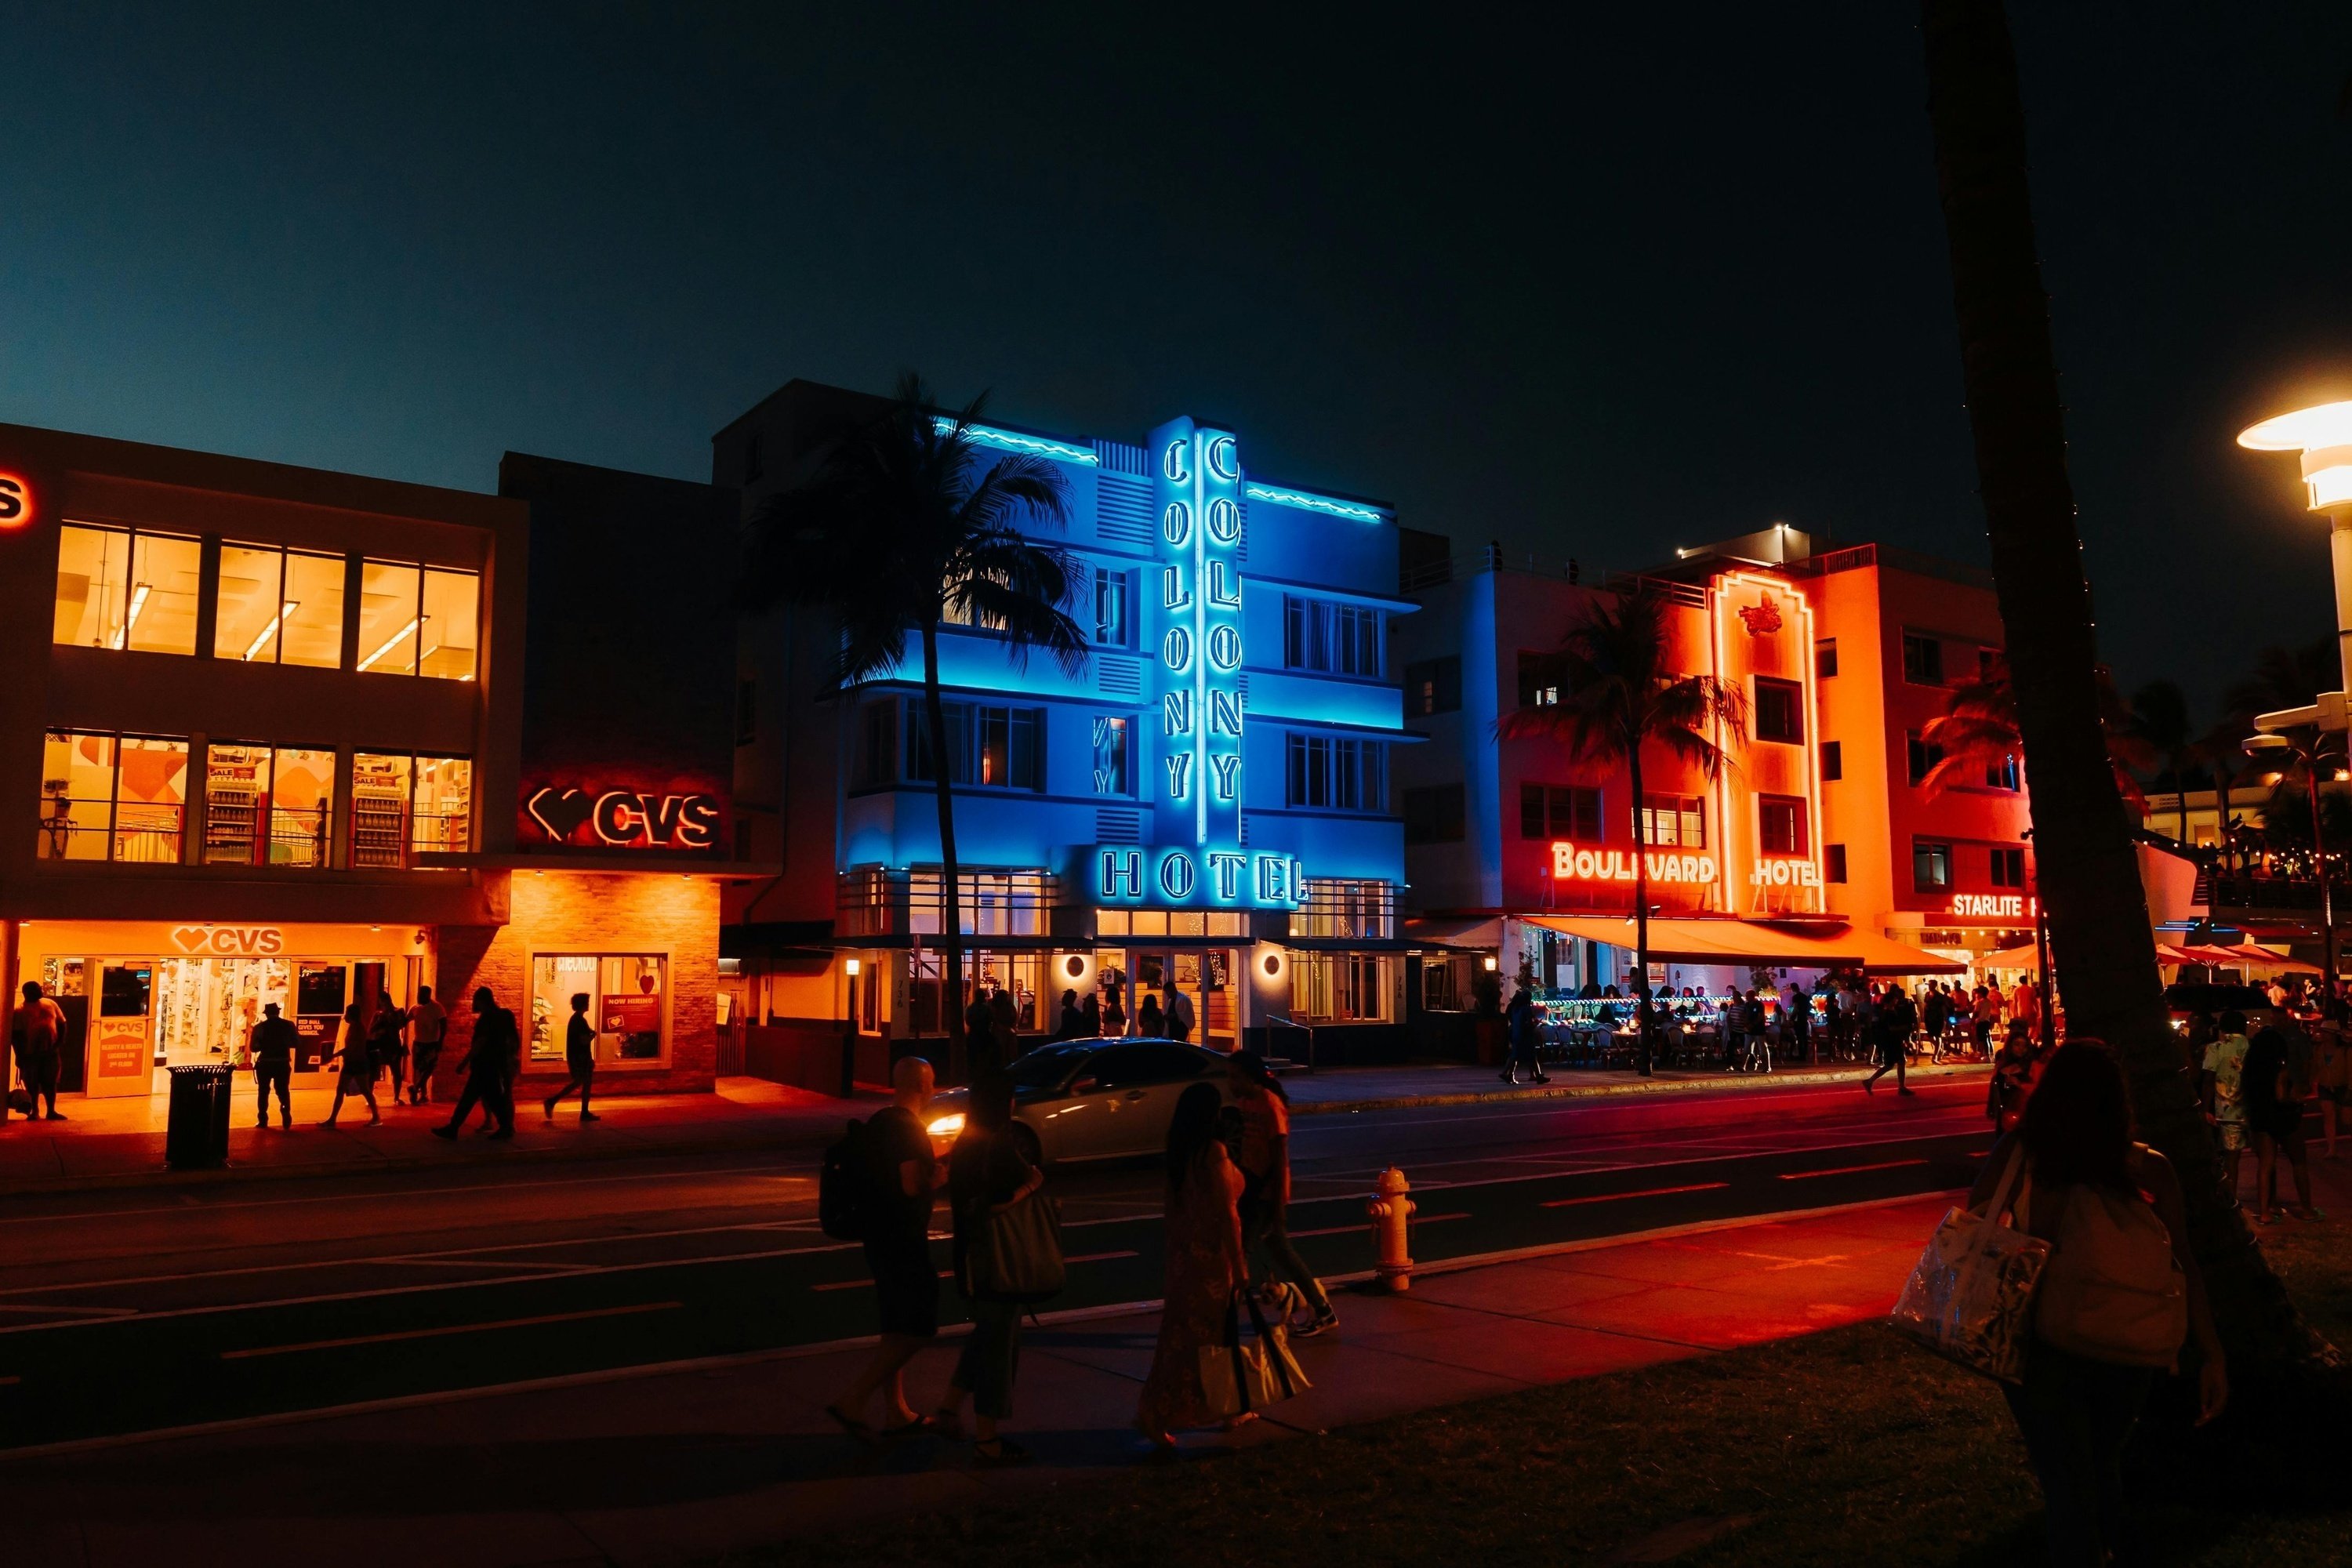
1403;916;1504;949
2222;943;2321;974
1519;915;1965;975
1981;942;2042;967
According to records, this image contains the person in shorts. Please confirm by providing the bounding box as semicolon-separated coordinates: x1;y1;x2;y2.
2201;1009;2254;1203
826;1055;945;1437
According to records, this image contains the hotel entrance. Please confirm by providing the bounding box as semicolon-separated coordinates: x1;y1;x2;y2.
1109;946;1241;1051
13;920;433;1098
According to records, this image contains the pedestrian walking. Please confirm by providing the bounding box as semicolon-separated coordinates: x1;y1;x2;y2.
1784;982;1813;1065
987;989;1019;1069
1923;984;1951;1062
1742;989;1769;1073
1965;1041;2226;1566
2010;974;2043;1047
826;1055;945;1437
1501;982;1547;1084
249;1001;297;1130
930;1070;1044;1465
1137;1081;1250;1455
1864;982;1917;1095
2314;1015;2349;1157
1973;983;2002;1057
11;982;67;1121
321;1003;382;1127
2243;1025;2323;1224
432;987;517;1141
2200;1008;2253;1203
368;993;409;1104
1079;989;1102;1039
1230;1049;1337;1338
543;993;600;1123
1054;989;1083;1040
408;985;447;1105
1138;993;1164;1039
1163;978;1195;1045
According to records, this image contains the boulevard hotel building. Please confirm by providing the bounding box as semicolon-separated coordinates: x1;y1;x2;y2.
0;425;753;1109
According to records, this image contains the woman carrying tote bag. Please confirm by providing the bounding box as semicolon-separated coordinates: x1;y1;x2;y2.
1952;1042;2226;1566
931;1072;1048;1465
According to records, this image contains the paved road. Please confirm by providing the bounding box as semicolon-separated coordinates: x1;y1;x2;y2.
0;1076;1988;1450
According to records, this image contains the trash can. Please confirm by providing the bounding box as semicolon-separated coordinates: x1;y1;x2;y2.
165;1063;235;1170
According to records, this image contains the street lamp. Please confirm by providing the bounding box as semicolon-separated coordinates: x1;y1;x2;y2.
2243;731;2338;989
2239;401;2352;691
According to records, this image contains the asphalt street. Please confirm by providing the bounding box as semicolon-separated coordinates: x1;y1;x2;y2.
0;1075;1991;1450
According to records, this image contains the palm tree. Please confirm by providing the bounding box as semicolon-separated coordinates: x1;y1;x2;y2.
1922;0;2328;1374
741;373;1088;1080
1495;584;1745;1074
2128;679;2197;846
1918;654;2154;811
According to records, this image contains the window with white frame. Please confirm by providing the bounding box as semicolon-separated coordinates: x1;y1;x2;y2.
1284;733;1384;811
1283;595;1382;677
1294;953;1392;1022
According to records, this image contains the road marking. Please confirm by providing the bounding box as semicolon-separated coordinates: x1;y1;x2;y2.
1290;1212;1468;1240
1541;1181;1732;1209
1778;1159;1930;1180
0;1303;137;1318
220;1301;683;1359
809;1250;1140;1291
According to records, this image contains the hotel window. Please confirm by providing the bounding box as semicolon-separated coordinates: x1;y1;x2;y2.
1283;596;1381;676
909;870;1048;936
53;524;201;654
1815;638;1838;679
1294;953;1391;1023
1521;783;1602;840
1754;677;1803;744
1991;846;2027;887
1516;651;1565;709
853;699;898;789
1091;716;1131;795
1294;879;1396;940
212;544;348;667
906;701;1042;790
1907;731;1943;786
1404;783;1465;844
1825;844;1848;883
1285;734;1384;811
1639;793;1706;848
1984;753;2020;790
350;752;473;867
528;954;668;1067
1404;656;1461;717
1902;632;1944;686
1094;568;1130;647
1914;839;1953;891
1820;740;1842;781
38;731;189;862
1758;795;1809;856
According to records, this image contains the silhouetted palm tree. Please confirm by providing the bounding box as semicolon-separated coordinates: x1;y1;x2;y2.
1922;0;2325;1373
741;374;1087;1079
1918;653;2153;811
2128;678;2195;845
1496;584;1744;1073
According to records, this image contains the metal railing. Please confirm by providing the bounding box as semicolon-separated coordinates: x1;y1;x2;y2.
837;866;1060;938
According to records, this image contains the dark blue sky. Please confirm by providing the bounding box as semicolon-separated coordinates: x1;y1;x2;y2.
4;4;2347;717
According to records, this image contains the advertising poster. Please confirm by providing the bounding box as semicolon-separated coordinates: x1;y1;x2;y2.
86;1015;153;1098
601;993;662;1059
294;1014;339;1071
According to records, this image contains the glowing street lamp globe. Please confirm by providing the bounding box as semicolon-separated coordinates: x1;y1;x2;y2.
2239;401;2352;513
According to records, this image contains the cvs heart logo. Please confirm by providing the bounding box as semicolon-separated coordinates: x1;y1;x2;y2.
525;786;596;842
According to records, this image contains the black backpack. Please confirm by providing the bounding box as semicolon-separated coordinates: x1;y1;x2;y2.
818;1118;871;1240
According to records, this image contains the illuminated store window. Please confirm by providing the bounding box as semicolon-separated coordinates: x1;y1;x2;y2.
420;568;480;680
280;552;348;668
528;954;668;1067
126;532;201;654
202;743;270;864
358;560;423;674
412;756;473;855
351;753;412;866
1294;953;1391;1023
38;731;188;862
53;525;129;648
269;747;336;867
217;543;290;661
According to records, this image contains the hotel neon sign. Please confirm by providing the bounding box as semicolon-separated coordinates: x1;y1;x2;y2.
1548;841;1719;886
1951;893;2034;919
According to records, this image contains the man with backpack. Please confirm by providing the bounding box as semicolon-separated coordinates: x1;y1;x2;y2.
825;1055;946;1438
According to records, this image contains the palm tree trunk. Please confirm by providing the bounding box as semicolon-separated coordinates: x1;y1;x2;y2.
1628;743;1653;1076
1922;0;2328;1375
920;621;968;1084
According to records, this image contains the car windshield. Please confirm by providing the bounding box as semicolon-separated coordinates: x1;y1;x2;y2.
1006;1043;1094;1090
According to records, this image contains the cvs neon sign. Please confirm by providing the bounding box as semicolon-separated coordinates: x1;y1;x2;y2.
525;785;723;850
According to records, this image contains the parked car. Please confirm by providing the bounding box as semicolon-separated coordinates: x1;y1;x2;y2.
923;1037;1236;1167
2161;982;2284;1037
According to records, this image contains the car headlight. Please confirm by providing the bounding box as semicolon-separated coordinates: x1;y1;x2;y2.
927;1112;966;1138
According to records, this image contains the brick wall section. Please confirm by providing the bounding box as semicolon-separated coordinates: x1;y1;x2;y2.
433;871;719;1096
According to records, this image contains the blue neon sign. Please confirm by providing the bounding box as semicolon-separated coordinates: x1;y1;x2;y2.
931;417;1100;466
1242;483;1387;524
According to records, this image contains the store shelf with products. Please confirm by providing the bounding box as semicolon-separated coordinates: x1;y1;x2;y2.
350;753;411;869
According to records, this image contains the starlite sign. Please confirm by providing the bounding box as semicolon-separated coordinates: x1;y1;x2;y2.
1951;893;2034;920
1091;419;1302;909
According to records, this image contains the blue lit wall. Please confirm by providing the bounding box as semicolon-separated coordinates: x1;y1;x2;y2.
840;415;1407;911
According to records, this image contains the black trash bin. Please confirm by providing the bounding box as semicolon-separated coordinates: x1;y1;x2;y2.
165;1064;235;1170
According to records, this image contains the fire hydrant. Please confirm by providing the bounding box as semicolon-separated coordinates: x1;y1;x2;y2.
1367;1166;1416;1293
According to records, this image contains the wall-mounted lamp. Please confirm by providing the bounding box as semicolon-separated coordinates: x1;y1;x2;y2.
1483;956;1500;972
844;957;862;978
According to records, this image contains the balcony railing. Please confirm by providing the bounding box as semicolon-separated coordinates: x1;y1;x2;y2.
2202;875;2345;913
837;867;1059;938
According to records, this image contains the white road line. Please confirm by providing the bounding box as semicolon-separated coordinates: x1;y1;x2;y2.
1542;1181;1732;1209
0;1303;139;1317
1290;1212;1468;1240
1778;1158;1930;1181
220;1301;683;1359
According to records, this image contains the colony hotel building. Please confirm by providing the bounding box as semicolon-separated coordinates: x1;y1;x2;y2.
0;425;750;1111
718;382;1414;1067
1391;526;2035;1009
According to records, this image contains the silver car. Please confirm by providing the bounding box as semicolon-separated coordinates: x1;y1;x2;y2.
924;1038;1236;1167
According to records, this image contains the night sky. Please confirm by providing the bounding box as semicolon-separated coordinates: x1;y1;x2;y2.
4;4;2347;719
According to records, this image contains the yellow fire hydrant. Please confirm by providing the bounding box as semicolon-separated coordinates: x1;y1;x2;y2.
1367;1166;1416;1293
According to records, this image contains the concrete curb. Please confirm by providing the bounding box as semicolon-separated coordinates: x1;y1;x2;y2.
1287;1060;1990;1116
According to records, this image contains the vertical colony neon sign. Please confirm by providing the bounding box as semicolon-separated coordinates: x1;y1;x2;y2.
1094;418;1301;908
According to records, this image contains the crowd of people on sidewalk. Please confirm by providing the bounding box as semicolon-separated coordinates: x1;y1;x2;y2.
822;1044;1334;1466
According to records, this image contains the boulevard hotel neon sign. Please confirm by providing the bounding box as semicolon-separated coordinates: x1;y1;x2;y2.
1094;419;1304;909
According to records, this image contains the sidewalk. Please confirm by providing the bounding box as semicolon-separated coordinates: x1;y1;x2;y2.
0;1058;1989;1198
0;1191;1960;1567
